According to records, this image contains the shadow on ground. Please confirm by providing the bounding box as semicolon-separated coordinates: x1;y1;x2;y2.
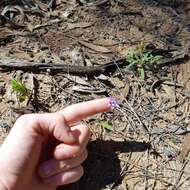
61;139;151;190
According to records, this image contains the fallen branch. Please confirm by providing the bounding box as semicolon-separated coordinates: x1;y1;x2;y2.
0;59;125;75
0;51;188;75
157;51;189;66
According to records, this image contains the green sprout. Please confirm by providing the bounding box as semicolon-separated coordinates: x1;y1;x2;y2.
126;44;162;79
11;79;31;102
100;121;113;131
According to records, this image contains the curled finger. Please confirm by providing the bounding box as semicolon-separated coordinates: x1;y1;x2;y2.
42;166;84;186
39;149;88;178
54;123;91;160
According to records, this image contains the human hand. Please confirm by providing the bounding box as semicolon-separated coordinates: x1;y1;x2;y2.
0;98;117;190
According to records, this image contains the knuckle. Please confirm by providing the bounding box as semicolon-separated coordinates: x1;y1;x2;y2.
59;160;67;170
16;114;37;127
73;146;82;156
17;114;30;122
53;113;65;123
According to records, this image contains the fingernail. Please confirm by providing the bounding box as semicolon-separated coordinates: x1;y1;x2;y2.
108;97;120;110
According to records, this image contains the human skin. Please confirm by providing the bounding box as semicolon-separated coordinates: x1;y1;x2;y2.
0;98;114;190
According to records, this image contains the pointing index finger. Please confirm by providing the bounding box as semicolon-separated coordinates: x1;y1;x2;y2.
58;97;119;125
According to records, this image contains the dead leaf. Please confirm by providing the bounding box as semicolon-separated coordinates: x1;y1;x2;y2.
11;106;35;114
111;77;125;88
52;53;61;64
67;76;91;86
121;84;130;99
0;27;14;45
129;25;144;38
162;84;176;106
14;52;33;61
69;47;85;65
35;0;49;11
26;23;34;32
96;74;109;81
116;44;137;56
85;58;93;66
179;133;190;162
0;73;10;83
72;86;106;93
94;38;118;47
79;40;111;53
33;51;47;62
0;49;10;60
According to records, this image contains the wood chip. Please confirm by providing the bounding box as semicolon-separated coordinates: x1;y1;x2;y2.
112;77;125;88
179;133;190;162
96;74;109;81
121;84;130;99
94;38;118;47
67;22;94;31
0;27;14;44
72;85;106;93
162;84;176;107
35;0;49;11
67;75;91;86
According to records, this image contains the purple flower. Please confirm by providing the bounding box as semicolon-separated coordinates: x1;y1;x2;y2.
108;97;120;110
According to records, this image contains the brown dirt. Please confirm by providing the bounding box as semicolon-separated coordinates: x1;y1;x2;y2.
0;0;190;189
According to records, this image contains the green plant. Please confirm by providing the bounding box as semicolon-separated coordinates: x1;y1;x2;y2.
170;136;178;145
11;79;31;102
126;44;162;79
100;121;113;131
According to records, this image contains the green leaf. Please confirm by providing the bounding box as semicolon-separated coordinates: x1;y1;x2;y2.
140;67;145;79
154;55;162;62
11;79;31;101
11;79;28;95
100;121;113;131
126;45;163;80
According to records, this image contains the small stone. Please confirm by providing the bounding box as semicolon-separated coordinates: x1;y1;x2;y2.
46;69;51;73
0;123;10;129
176;110;183;117
40;43;48;50
96;74;109;81
185;91;190;98
163;147;175;159
160;70;168;77
0;86;5;95
151;127;165;135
